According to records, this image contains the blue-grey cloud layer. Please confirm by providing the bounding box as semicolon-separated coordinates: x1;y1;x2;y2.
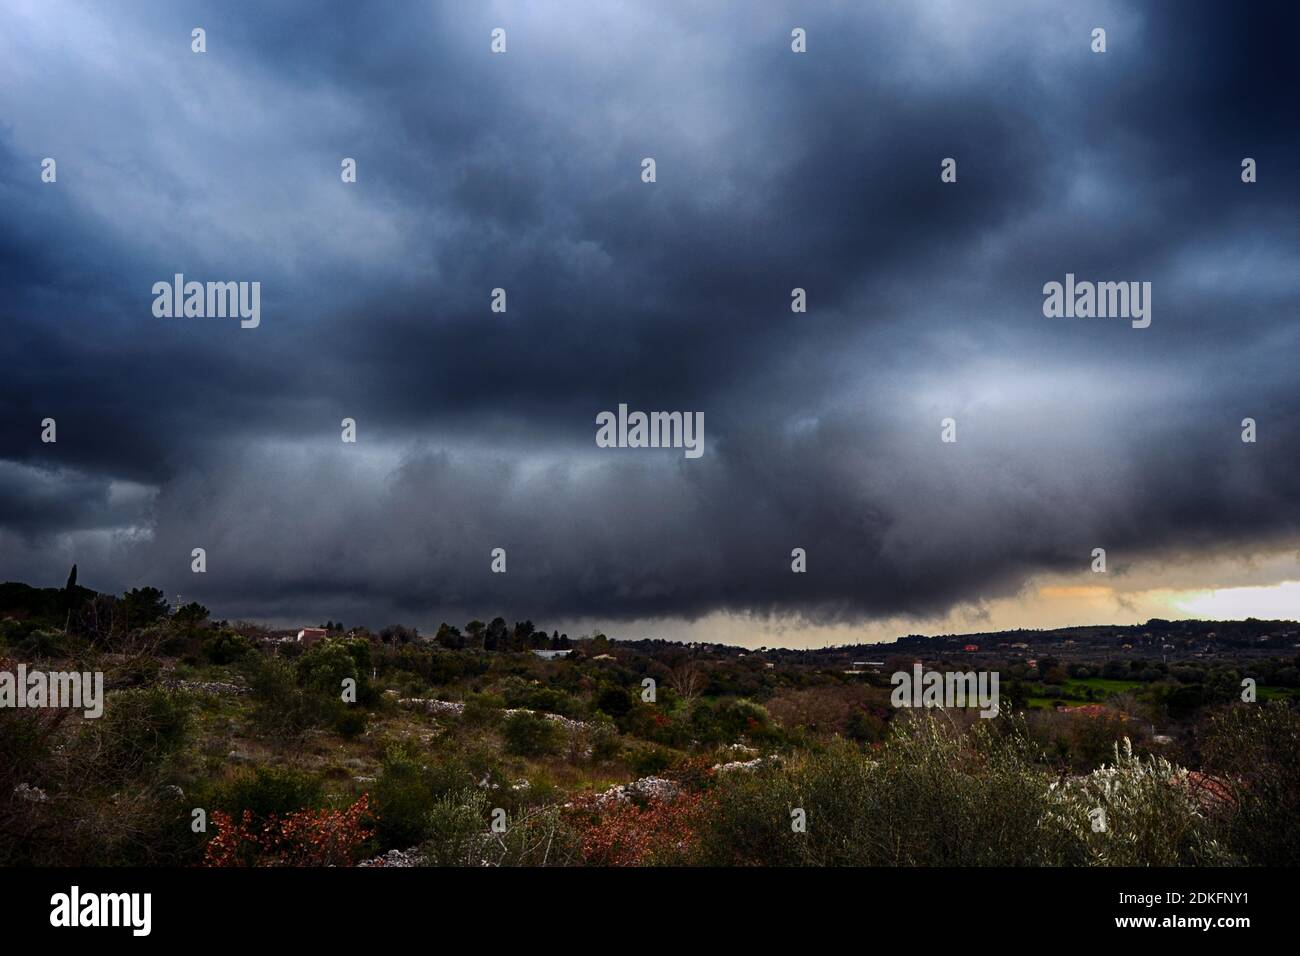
2;0;1298;628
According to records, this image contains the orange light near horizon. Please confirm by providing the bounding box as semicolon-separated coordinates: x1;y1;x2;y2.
1037;586;1113;599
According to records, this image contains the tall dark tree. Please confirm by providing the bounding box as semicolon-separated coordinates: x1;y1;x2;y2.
485;617;508;651
511;620;536;650
63;563;78;631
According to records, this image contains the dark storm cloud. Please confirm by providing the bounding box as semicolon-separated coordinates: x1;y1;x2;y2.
2;0;1299;629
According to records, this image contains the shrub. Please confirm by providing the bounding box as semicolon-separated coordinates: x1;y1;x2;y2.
1202;703;1300;865
247;647;371;738
203;794;375;866
628;746;674;777
421;790;490;865
844;708;888;743
17;627;76;659
210;766;324;820
502;711;563;757
0;707;63;865
117;653;163;688
1046;738;1230;866
587;719;622;762
204;630;254;665
694;742;854;866
91;687;192;782
500;677;583;718
334;706;369;738
373;745;440;849
419;790;579;866
569;792;708;866
1065;710;1151;772
765;685;885;738
0;705;55;781
689;697;775;745
370;741;500;851
594;685;633;720
297;639;360;697
461;692;506;726
245;655;322;738
695;716;1072;866
120;587;169;631
19;783;203;867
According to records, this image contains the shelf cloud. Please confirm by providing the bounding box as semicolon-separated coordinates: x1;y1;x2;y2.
2;0;1298;637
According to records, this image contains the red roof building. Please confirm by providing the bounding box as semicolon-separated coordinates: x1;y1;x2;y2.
296;627;327;647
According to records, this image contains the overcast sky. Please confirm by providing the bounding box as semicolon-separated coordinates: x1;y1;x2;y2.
2;0;1298;646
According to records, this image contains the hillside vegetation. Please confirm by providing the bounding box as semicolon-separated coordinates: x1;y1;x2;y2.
2;581;1297;866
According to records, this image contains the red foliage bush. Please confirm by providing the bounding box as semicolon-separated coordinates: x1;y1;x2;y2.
567;792;709;866
202;793;375;867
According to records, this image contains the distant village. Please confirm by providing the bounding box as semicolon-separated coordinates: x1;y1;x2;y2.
254;617;1300;671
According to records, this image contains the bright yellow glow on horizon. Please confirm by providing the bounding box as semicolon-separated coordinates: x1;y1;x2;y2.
1169;580;1300;620
562;558;1300;649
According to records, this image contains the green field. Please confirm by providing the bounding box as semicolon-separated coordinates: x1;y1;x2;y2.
1023;677;1143;708
1023;676;1297;709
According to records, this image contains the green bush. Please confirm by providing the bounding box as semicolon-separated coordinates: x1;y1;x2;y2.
689;697;775;745
334;706;369;739
693;714;1234;867
210;765;324;820
297;640;360;697
587;719;622;762
502;711;563;757
696;716;1068;866
421;790;489;865
371;743;441;848
500;677;583;718
17;627;69;659
1064;710;1151;772
594;684;633;720
462;692;506;726
628;745;674;777
92;687;192;782
244;643;376;738
245;655;323;738
1203;703;1300;865
419;790;578;867
844;708;887;743
204;630;254;665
